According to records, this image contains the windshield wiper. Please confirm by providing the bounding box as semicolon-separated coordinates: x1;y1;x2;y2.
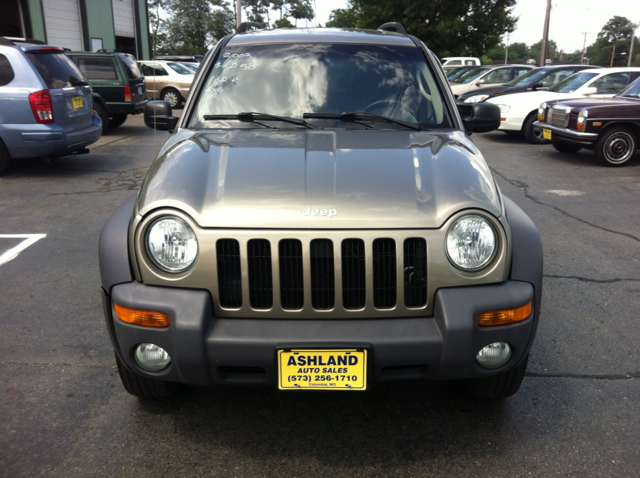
304;111;421;131
203;112;314;129
620;94;639;98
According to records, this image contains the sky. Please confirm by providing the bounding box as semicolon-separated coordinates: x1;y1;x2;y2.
311;0;640;53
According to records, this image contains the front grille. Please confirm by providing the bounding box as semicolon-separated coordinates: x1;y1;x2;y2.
213;236;430;315
549;106;571;128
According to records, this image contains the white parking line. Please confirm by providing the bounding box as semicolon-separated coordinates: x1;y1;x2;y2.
0;234;47;266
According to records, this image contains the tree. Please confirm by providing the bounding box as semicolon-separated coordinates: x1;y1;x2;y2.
163;0;235;54
590;16;635;67
529;39;557;62
325;0;517;58
148;0;168;57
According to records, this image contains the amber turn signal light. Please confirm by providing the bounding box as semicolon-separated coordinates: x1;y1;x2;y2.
478;301;532;327
114;302;170;327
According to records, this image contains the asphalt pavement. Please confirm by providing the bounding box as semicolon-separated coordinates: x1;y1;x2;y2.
1;115;638;477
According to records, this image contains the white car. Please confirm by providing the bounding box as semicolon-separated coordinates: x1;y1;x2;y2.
449;65;532;98
441;56;480;66
487;67;640;143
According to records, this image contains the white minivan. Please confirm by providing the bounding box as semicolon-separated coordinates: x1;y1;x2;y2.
441;57;481;66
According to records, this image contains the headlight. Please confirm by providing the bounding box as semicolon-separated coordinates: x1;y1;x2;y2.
445;215;497;271
577;109;588;131
464;95;489;103
496;104;510;114
146;216;198;272
537;102;547;121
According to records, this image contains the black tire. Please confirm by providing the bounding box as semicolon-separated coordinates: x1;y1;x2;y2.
594;126;637;167
552;141;582;154
108;114;128;128
523;113;550;144
93;102;109;133
161;87;182;108
456;355;529;400
0;139;11;175
115;355;182;398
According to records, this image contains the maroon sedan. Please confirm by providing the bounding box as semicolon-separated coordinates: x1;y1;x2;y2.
533;77;640;166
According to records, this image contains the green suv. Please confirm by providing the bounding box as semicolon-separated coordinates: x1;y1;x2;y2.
66;51;148;132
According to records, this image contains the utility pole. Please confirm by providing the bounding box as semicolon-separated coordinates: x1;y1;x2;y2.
540;0;552;66
236;0;242;29
580;32;589;65
504;31;510;64
630;23;639;67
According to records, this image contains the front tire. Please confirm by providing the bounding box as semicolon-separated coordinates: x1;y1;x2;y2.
456;355;529;400
523;113;550;144
93;102;109;134
116;355;182;398
552;141;582;154
594;126;637;167
161;88;182;108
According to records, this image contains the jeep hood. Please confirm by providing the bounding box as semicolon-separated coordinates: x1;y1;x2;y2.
137;130;501;229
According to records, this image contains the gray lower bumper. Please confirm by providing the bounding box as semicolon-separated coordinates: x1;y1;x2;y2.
104;279;537;387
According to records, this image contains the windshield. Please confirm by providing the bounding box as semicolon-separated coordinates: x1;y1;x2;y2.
618;77;640;97
549;72;597;93
454;67;488;84
190;43;452;130
180;62;199;72
168;62;194;75
506;68;549;87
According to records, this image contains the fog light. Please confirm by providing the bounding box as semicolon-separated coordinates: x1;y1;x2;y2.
135;343;171;372
476;342;511;369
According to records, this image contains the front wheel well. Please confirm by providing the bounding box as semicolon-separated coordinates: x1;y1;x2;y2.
599;122;640;143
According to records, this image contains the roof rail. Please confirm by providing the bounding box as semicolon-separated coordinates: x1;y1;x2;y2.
0;37;14;46
236;22;264;34
377;22;407;34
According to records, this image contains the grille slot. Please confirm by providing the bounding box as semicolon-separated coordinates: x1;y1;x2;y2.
216;239;242;308
310;239;335;310
342;239;366;310
373;238;397;308
404;238;427;307
279;239;304;310
549;106;570;128
247;239;273;309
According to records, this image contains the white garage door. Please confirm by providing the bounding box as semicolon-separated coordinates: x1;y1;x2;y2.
112;0;135;37
43;0;83;50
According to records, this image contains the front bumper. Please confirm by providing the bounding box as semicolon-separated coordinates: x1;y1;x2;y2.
498;114;526;132
103;279;537;387
532;121;598;145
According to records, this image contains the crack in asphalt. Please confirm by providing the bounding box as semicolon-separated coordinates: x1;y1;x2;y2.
543;274;640;283
526;372;640;380
491;167;640;243
1;361;114;367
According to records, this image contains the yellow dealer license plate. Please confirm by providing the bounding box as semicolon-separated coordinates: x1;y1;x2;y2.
72;96;83;109
543;128;552;140
278;349;367;390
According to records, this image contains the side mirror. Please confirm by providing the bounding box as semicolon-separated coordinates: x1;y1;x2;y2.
476;79;485;85
144;100;179;132
582;86;597;96
457;102;501;134
531;82;544;90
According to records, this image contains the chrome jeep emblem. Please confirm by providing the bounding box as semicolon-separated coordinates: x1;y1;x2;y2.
302;207;338;218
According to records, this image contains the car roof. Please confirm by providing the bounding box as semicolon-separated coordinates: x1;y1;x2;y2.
227;27;416;47
575;67;640;75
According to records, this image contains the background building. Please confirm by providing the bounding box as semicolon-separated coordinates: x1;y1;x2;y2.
1;0;150;59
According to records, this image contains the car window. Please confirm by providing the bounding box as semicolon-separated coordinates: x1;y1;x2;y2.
506;68;548;87
512;67;530;78
118;54;143;79
455;67;488;83
549;72;598;93
25;51;86;89
191;43;452;129
0;54;15;86
167;62;193;75
448;60;461;65
464;60;476;65
591;72;630;94
618;77;640;97
141;63;168;76
482;68;510;84
76;56;117;80
540;68;574;87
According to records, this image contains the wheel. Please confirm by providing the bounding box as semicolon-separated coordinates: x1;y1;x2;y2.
93;102;109;134
362;99;418;123
523;113;550;144
108;114;128;128
594;126;637;167
162;88;182;108
456;355;528;400
552;141;582;154
0;139;11;175
115;354;182;398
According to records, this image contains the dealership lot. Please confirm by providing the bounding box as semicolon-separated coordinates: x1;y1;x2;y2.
1;115;639;476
